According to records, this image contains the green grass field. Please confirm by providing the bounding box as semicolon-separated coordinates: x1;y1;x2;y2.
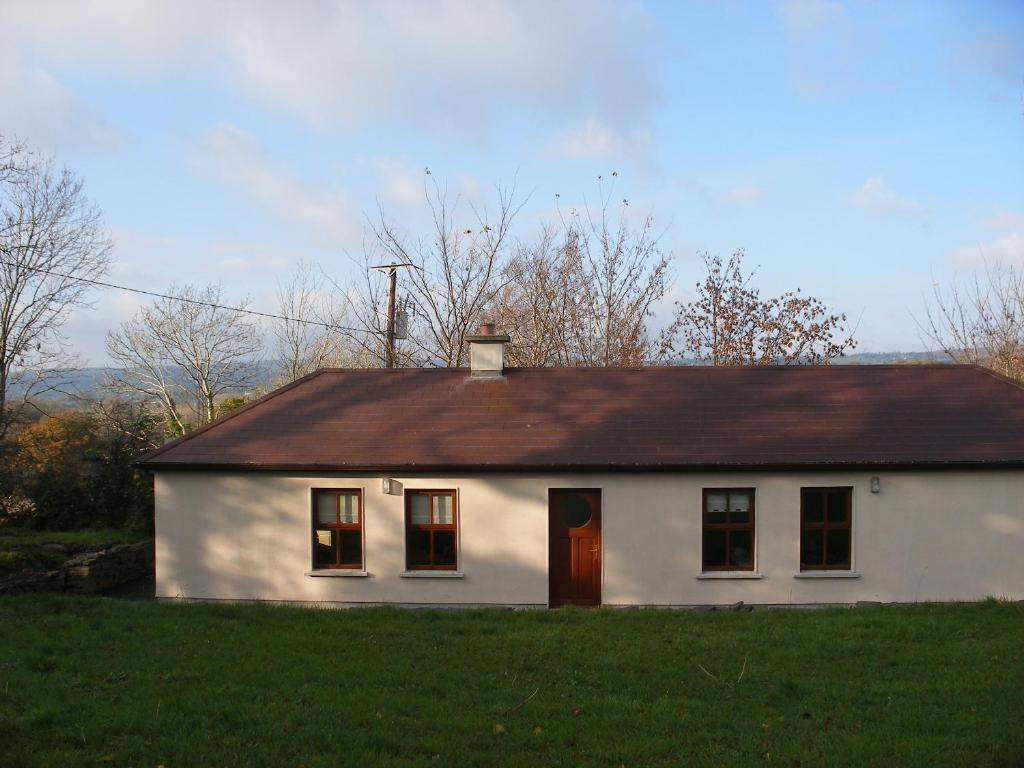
0;597;1021;767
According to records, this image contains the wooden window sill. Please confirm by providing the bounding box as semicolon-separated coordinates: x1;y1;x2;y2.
793;571;861;579
305;570;369;578
400;570;465;579
697;572;763;580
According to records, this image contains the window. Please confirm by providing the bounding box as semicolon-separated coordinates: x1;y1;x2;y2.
406;490;458;570
800;487;852;570
702;488;755;571
312;489;363;570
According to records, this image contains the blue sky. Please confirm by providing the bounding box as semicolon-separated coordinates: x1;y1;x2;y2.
1;0;1021;362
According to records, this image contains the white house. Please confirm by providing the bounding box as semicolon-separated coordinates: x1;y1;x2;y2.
140;328;1024;607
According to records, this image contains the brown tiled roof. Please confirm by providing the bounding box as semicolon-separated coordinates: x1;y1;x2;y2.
139;365;1024;471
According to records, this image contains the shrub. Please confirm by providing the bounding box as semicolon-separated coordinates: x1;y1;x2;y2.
1;404;157;532
0;490;37;527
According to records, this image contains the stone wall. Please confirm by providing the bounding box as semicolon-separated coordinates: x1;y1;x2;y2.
0;540;154;596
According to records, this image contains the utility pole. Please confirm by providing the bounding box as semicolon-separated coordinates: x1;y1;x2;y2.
370;262;415;368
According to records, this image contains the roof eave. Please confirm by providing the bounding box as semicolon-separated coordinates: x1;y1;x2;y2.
136;460;1024;473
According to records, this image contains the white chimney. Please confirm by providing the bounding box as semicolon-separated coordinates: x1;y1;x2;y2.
467;321;509;378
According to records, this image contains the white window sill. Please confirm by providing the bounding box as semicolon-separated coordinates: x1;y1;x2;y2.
793;571;861;579
305;570;369;578
400;570;465;579
697;572;763;580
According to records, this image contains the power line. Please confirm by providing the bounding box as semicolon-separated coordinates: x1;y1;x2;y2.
0;255;372;336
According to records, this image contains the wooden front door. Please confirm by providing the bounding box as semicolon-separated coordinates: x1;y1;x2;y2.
549;489;602;607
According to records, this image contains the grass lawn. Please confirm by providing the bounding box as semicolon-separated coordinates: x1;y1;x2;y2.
0;528;146;576
0;597;1021;767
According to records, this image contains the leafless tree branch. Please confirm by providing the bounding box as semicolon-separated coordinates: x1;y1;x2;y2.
105;283;261;434
917;260;1024;380
0;136;112;439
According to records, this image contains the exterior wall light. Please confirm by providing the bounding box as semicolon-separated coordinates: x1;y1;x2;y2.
870;476;881;494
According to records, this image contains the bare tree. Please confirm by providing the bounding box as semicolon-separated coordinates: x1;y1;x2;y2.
106;283;261;435
918;260;1024;381
559;191;670;366
0;136;30;185
89;395;164;453
662;250;856;365
370;174;525;367
0;138;113;439
493;183;671;367
492;226;577;366
272;260;355;384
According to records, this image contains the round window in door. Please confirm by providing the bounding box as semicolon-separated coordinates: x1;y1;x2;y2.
560;494;593;528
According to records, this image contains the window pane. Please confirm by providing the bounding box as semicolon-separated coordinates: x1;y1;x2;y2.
801;530;823;567
409;529;431;567
729;492;751;524
706;492;727;524
410;494;430;525
826;491;848;523
703;531;727;568
803;491;824;523
339;530;362;566
826;529;851;566
314;529;336;567
706;492;727;512
728;493;750;512
433;530;456;566
316;493;337;524
433;494;453;525
559;494;592;529
339;493;359;524
729;530;753;567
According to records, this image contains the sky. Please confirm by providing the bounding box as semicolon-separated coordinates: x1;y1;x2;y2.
1;0;1022;362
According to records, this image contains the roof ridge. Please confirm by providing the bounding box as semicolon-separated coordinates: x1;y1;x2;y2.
313;363;976;373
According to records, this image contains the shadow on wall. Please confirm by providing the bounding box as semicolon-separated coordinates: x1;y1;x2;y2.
161;471;558;605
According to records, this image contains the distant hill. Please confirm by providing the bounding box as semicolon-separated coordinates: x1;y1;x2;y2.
834;351;952;365
672;351;952;367
9;352;955;398
5;364;277;399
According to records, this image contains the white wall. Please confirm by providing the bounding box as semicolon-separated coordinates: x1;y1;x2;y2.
154;470;1024;606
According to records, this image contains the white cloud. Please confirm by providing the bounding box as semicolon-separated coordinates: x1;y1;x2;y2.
0;50;123;153
950;209;1024;266
949;232;1024;266
778;0;847;37
553;116;653;168
204;241;292;275
0;1;657;140
559;116;616;159
375;160;425;207
981;207;1024;232
456;174;482;200
108;231;181;289
190;123;359;247
0;1;210;72
108;291;147;322
848;177;927;218
724;185;765;205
